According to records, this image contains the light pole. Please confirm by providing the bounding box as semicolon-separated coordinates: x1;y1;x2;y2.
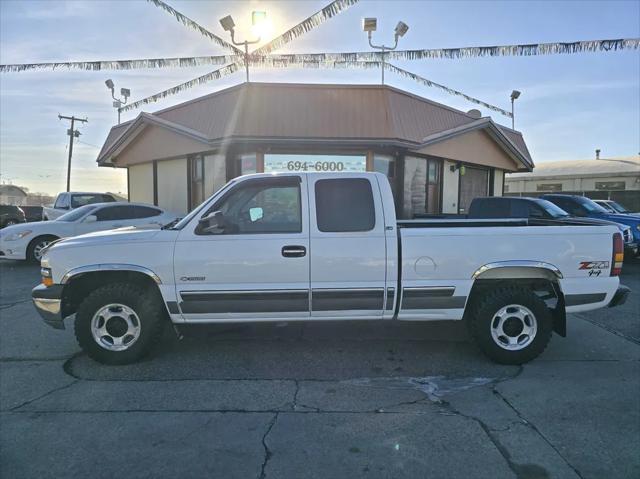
363;18;409;84
220;11;266;83
510;90;521;130
105;79;130;124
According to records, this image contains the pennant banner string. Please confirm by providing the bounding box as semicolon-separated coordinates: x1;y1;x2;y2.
3;38;638;73
0;55;237;73
121;0;359;111
146;0;243;55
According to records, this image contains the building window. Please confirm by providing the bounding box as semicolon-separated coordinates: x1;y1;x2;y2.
595;181;625;191
237;153;257;175
403;156;442;218
189;156;204;209
536;183;563;192
374;154;396;196
264;154;366;173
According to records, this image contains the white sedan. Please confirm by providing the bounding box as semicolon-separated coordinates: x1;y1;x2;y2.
0;202;178;263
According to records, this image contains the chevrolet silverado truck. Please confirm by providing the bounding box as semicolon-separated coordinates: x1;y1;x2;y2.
32;172;630;365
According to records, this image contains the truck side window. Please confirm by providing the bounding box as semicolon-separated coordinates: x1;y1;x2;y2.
203;179;302;235
315;178;375;232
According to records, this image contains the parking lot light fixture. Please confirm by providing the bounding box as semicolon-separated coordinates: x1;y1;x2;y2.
219;12;265;83
105;79;130;124
363;17;409;84
510;90;521;129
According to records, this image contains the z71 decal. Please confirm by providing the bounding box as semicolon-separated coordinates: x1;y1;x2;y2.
579;261;610;277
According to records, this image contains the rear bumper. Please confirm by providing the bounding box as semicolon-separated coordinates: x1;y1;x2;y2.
624;242;638;256
32;284;66;329
608;285;631;308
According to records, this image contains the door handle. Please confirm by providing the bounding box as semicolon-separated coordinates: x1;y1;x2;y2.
282;245;306;258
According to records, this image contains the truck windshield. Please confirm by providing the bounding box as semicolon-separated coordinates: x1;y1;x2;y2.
577;197;609;213
57;205;99;222
608;201;630;213
535;199;570;218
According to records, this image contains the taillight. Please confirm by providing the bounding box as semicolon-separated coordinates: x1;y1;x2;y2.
611;233;624;276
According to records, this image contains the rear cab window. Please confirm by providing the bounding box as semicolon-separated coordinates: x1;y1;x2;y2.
71;194;115;208
314;178;375;232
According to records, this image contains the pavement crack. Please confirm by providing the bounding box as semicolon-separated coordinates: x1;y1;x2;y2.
9;379;79;412
291;379;300;411
575;313;640;346
493;388;585;479
259;412;279;479
0;299;31;310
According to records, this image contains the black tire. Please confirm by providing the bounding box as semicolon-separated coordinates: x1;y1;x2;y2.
467;286;553;365
74;283;166;365
26;235;58;264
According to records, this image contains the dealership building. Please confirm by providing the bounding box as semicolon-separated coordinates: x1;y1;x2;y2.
97;82;533;218
506;155;640;210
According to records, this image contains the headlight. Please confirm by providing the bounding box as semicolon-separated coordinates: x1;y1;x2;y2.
636;224;640;231
4;230;32;241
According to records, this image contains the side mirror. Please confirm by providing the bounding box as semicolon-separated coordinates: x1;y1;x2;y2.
249;207;264;222
198;211;225;234
84;215;97;223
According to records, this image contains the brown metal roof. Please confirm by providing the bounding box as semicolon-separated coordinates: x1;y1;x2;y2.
98;82;532;166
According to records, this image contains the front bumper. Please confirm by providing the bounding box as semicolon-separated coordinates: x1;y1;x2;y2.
608;285;631;308
0;241;27;260
32;284;65;329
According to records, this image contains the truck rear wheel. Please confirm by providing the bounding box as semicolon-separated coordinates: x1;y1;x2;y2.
74;283;165;364
467;286;553;365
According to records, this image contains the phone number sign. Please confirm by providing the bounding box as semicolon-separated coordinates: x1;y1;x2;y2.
264;155;366;173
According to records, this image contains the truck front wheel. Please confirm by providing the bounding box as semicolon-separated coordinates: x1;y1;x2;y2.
74;283;166;364
467;286;553;365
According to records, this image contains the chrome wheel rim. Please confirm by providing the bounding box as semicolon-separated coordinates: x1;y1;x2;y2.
5;220;18;226
490;304;537;351
91;303;141;352
33;240;52;260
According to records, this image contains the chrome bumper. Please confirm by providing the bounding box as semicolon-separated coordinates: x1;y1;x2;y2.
32;284;65;330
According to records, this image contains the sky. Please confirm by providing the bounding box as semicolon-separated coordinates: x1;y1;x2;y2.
1;0;639;196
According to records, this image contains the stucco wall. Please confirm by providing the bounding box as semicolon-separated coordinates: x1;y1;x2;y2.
204;153;227;198
128;163;154;204
157;158;188;215
418;130;520;172
115;125;208;166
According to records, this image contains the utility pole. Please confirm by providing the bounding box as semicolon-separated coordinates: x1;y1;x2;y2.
58;114;88;192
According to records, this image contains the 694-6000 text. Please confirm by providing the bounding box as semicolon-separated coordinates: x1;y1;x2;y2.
286;161;345;172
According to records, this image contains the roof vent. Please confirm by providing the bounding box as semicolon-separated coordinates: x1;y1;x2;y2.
467;109;482;119
596;149;601;160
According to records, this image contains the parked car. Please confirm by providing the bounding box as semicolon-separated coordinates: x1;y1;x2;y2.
1;202;177;263
0;205;26;228
593;199;639;216
33;172;629;366
43;192;117;220
20;205;43;222
541;194;640;248
469;196;638;256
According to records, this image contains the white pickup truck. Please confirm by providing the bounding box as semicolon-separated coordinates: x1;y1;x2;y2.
32;172;630;365
43;192;118;220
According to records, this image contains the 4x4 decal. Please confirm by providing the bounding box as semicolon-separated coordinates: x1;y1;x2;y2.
579;261;609;277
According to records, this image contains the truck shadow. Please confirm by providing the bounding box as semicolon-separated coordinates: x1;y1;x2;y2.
66;320;519;381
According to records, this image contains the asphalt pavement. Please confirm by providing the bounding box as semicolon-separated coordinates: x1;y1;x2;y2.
0;260;638;479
